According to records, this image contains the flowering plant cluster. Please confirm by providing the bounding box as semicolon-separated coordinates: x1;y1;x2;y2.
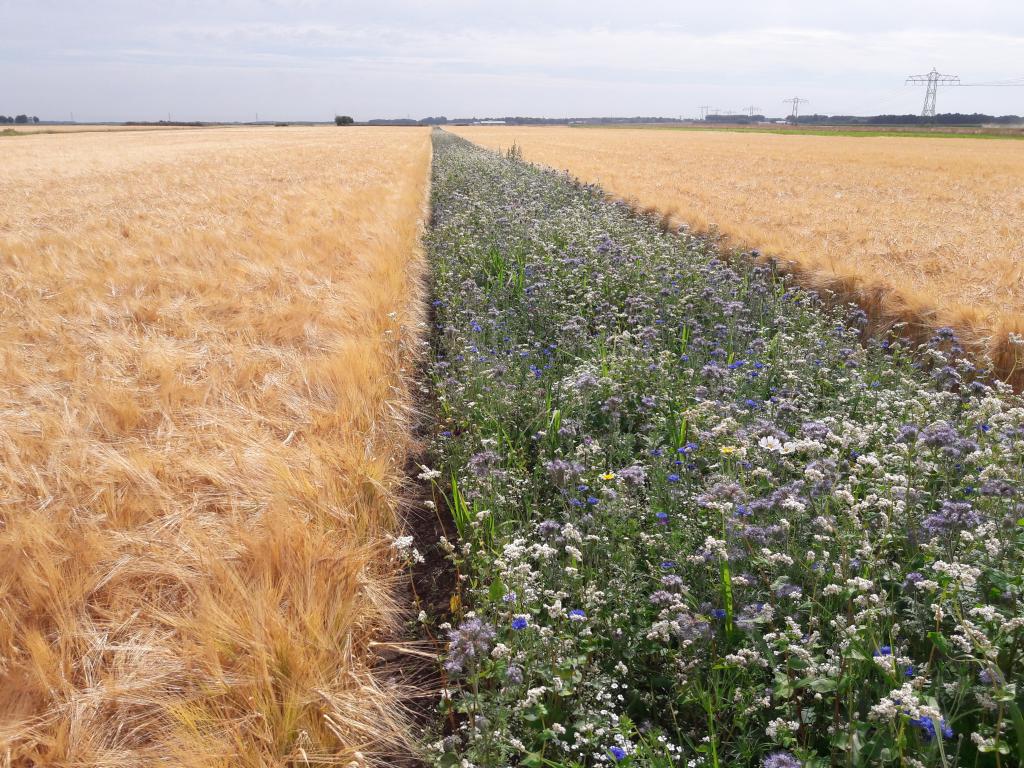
422;132;1024;767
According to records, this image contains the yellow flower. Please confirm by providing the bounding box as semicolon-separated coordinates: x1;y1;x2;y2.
719;446;737;455
599;471;616;481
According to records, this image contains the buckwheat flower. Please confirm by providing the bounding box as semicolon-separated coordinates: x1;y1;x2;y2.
491;643;510;659
417;465;442;481
776;583;802;600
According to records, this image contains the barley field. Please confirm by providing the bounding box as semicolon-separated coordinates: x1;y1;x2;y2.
449;125;1024;382
0;126;431;766
1;124;209;135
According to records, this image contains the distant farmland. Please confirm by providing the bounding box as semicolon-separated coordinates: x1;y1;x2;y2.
449;125;1024;382
0;126;430;766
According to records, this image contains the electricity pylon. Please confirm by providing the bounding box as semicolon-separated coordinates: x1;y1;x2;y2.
906;68;960;118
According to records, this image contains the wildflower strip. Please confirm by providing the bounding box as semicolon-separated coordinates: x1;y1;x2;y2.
424;131;1024;767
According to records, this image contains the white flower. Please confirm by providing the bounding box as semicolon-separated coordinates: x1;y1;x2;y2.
417;465;442;481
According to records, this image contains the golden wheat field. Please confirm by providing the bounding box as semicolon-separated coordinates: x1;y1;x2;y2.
0;126;431;766
450;125;1024;381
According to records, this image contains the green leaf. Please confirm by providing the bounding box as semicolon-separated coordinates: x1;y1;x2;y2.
808;677;838;693
1006;700;1024;765
488;578;507;602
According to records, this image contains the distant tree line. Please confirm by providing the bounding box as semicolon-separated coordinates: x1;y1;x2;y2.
702;114;766;124
334;115;354;125
791;112;1022;126
125;120;205;127
365;115;696;126
361;112;1023;128
0;115;40;124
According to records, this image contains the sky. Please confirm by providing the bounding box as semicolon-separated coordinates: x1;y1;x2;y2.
2;1;1024;122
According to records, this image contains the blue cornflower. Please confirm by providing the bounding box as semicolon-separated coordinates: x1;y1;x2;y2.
711;608;727;619
586;496;599;505
874;645;892;657
568;609;586;621
660;561;676;569
909;715;953;741
667;473;680;483
655;512;669;525
511;617;528;631
609;746;626;761
470;320;482;332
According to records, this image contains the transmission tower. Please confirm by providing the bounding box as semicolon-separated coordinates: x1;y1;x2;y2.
782;97;809;120
905;68;960;117
742;105;762;117
698;105;710;120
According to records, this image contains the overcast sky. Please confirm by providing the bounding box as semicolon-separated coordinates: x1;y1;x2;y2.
3;1;1024;122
